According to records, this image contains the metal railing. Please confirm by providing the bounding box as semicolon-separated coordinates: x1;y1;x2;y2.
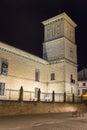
55;93;64;102
41;92;52;102
0;88;84;103
23;90;37;101
6;89;19;100
66;93;72;103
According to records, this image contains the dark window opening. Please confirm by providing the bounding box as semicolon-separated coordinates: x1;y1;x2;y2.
35;71;40;81
70;74;75;84
51;73;55;80
0;83;5;95
1;60;8;75
83;83;86;86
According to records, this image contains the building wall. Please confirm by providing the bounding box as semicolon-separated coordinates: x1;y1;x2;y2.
65;38;77;63
78;81;87;95
64;19;75;43
42;12;78;95
78;68;87;95
0;43;49;100
65;62;78;94
46;62;65;93
44;18;64;42
0;42;78;100
0;100;86;116
0;12;78;100
43;38;65;61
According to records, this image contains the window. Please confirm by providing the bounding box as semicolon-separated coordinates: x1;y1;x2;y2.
51;73;55;80
0;83;5;95
70;74;75;84
83;83;86;86
70;48;73;58
70;74;73;83
1;60;8;75
35;70;40;81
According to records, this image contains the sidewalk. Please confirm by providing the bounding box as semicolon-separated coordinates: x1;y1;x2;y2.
31;112;87;130
0;112;87;130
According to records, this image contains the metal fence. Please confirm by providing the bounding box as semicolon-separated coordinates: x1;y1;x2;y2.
23;90;36;101
6;89;19;100
41;92;52;101
74;95;82;103
66;93;72;103
55;93;64;102
0;88;84;103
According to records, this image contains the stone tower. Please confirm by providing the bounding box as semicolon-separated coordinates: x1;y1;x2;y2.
42;12;78;94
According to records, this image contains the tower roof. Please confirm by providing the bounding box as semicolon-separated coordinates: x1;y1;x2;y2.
42;12;77;27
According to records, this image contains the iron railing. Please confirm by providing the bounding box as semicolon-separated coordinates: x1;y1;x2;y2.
0;88;84;103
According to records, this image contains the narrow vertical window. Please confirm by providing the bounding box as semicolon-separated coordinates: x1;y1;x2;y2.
51;73;55;80
1;60;8;75
0;83;5;95
70;74;73;83
35;70;40;81
70;48;73;58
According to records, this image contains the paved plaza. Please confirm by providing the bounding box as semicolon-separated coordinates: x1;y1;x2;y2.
0;112;87;130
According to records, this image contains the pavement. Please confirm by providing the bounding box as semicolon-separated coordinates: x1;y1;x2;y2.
0;112;87;130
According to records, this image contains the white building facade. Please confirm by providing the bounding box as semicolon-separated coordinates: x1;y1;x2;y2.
0;12;78;101
78;68;87;95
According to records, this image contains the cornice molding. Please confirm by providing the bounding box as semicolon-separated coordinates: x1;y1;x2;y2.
0;42;48;65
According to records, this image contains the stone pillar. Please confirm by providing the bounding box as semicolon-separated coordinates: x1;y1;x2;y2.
64;92;66;103
72;93;74;104
37;89;41;102
19;86;23;102
52;91;55;103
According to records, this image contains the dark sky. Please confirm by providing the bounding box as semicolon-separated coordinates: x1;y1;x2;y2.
0;0;87;71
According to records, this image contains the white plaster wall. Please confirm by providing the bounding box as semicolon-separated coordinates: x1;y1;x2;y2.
78;81;87;95
65;62;78;94
0;44;48;100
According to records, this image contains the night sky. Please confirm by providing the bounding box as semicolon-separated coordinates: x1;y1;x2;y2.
0;0;87;71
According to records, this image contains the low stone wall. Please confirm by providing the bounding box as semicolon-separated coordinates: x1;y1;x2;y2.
0;100;86;116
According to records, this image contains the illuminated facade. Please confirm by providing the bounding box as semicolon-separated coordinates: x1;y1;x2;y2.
0;12;78;100
78;68;87;95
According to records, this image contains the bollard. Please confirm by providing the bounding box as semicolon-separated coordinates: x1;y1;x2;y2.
52;91;55;103
18;86;23;102
37;89;41;102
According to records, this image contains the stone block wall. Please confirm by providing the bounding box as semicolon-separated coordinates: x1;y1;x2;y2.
0;100;86;116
